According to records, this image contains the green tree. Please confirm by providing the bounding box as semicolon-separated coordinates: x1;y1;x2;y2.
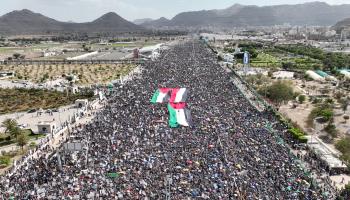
324;123;338;138
336;137;350;165
307;104;334;127
16;133;28;151
0;156;11;166
282;62;295;70
12;53;21;59
298;95;306;104
1;119;18;135
66;76;74;82
266;80;295;106
11;126;23;139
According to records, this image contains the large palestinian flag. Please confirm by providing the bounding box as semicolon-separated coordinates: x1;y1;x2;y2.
150;88;171;103
167;102;192;128
170;88;188;103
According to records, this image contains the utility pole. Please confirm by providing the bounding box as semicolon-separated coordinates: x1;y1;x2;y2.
56;150;63;171
85;136;89;167
165;174;172;200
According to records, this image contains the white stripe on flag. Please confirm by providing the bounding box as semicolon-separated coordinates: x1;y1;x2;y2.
156;92;168;103
176;109;189;126
174;88;187;102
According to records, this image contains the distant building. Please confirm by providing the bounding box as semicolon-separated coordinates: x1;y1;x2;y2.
37;121;57;134
223;53;235;63
273;71;294;79
75;99;89;108
41;51;57;57
324;30;336;38
67;86;79;94
0;71;15;79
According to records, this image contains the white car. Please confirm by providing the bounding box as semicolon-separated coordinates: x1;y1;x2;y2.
18;124;28;129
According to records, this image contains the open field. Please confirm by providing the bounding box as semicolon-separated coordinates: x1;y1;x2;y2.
91;41;158;49
0;87;94;114
0;42;84;60
0;63;135;85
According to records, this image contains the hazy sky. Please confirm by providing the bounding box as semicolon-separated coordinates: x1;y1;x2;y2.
0;0;349;22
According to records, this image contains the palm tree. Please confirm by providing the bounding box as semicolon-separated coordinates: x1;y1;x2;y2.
1;119;18;135
11;126;23;139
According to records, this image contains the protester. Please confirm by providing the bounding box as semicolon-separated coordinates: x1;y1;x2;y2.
0;40;334;199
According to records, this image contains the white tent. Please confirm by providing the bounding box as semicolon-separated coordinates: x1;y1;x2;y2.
340;70;350;79
306;70;325;81
67;51;98;60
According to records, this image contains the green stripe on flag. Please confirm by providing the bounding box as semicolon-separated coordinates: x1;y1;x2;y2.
150;89;160;104
167;103;179;128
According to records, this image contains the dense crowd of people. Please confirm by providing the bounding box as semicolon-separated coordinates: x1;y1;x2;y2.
0;40;335;199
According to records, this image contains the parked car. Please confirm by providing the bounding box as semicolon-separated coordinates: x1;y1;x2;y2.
18;124;28;129
27;109;36;113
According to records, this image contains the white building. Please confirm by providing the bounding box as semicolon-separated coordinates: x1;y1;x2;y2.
75;99;89;108
273;71;295;79
68;86;79;94
37;121;57;134
223;53;235;63
41;51;57;57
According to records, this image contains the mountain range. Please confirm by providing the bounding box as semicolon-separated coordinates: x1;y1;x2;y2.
2;2;350;36
141;2;350;28
0;9;144;35
333;18;350;32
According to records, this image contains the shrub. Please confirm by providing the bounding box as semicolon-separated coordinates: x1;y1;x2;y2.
324;123;338;138
0;155;11;166
29;142;37;148
5;136;11;141
298;95;306;104
289;127;308;143
299;136;308;143
307;105;334;127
